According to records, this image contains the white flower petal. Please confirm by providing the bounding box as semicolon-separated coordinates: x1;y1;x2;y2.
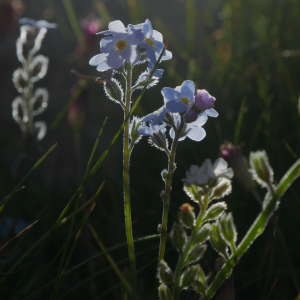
108;20;126;33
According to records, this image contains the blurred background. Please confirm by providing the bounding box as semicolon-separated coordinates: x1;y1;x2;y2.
0;0;299;299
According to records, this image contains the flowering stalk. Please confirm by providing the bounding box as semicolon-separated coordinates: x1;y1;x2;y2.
158;130;180;261
122;63;137;289
204;158;300;300
12;18;56;141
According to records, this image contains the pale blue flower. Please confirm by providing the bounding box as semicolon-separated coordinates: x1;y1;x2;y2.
183;158;233;186
169;113;208;142
141;106;167;125
129;19;172;67
89;20;138;72
138;106;167;136
162;80;195;113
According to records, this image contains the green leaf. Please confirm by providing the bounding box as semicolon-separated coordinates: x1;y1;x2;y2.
170;223;188;252
183;184;205;203
180;265;206;292
204;202;227;221
219;213;237;252
185;244;207;265
249;150;274;188
194;223;211;244
103;78;124;106
210;223;228;259
158;260;173;285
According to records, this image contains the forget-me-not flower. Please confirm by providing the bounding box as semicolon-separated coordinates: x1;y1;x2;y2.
129;19;172;67
89;20;138;72
183;158;233;186
162;80;196;114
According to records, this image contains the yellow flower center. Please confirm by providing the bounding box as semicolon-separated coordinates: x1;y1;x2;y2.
181;97;190;105
115;39;127;51
145;38;154;46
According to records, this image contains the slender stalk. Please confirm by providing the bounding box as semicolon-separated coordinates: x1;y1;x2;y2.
158;135;179;261
123;64;137;291
204;158;300;299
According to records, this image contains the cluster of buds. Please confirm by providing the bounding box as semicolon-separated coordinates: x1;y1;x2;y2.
12;18;56;140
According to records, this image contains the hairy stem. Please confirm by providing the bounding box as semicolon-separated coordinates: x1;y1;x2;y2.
158;134;179;262
123;64;137;293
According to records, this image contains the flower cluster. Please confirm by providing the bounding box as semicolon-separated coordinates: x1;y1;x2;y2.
158;158;235;298
183;158;234;202
12;18;56;140
89;19;172;72
138;80;218;143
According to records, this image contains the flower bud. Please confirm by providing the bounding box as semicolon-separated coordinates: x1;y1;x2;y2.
179;203;195;228
157;260;173;285
170;222;187;252
249;150;274;188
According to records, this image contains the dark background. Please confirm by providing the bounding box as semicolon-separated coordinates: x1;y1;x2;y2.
0;0;299;299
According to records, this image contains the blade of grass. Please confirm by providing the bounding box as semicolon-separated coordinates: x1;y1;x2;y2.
51;79;87;129
88;224;132;295
23;240;158;300
62;0;84;44
234;98;247;144
92;0;111;24
0;143;58;211
0;220;39;252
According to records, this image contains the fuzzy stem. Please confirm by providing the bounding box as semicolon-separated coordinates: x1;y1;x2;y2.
158;133;180;262
123;64;137;293
204;158;300;299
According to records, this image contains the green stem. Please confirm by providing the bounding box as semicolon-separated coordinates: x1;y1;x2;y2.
204;158;300;299
123;64;137;292
158;136;179;262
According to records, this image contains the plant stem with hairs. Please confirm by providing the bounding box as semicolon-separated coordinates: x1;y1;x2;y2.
158;122;183;262
123;64;137;293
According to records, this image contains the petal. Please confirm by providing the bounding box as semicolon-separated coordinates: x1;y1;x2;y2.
128;45;138;64
108;20;126;33
152;29;163;42
206;108;219;118
166;100;186;113
89;53;108;66
100;37;114;51
161;49;173;61
193;113;208;126
106;52;124;69
161;87;178;102
142;106;166;125
180;80;195;99
143;19;153;37
186;124;206;141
